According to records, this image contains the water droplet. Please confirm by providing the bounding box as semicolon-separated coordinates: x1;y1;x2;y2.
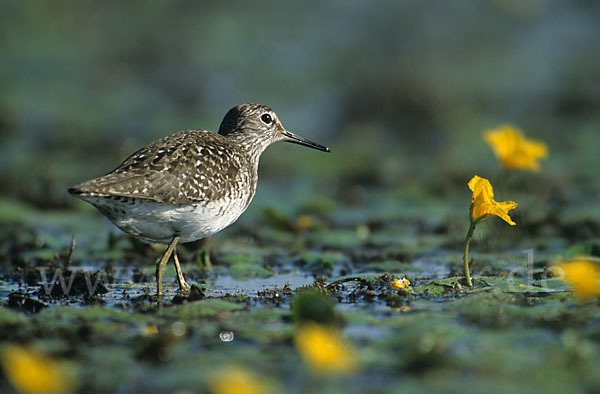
219;331;234;342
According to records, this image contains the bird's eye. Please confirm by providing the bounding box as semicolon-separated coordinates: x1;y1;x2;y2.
260;113;272;124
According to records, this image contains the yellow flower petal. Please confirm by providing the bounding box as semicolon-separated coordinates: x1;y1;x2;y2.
484;125;548;171
468;175;518;225
1;345;76;394
294;323;357;375
209;365;269;394
553;258;600;300
391;278;410;290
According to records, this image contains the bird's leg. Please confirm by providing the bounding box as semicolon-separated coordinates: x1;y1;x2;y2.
155;236;180;296
172;249;191;293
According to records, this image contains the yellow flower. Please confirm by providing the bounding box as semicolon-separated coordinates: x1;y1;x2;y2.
468;175;518;225
484;125;548;171
391;278;410;290
141;324;159;336
296;214;313;230
1;345;76;394
294;323;357;375
553;258;600;300
209;365;269;394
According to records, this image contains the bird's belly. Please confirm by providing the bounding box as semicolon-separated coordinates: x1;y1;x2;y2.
89;197;250;244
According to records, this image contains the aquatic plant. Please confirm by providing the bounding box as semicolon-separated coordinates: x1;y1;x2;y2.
464;175;518;287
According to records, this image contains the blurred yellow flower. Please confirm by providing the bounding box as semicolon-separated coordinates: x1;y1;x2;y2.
468;175;518;225
296;214;313;230
141;324;159;336
391;278;410;290
209;365;269;394
294;323;357;375
554;258;600;300
1;345;76;394
484;125;548;171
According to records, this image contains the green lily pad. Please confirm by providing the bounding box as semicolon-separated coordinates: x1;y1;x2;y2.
297;251;348;266
359;260;415;273
39;305;144;323
477;276;568;293
413;283;447;297
0;198;39;223
229;262;274;280
0;306;29;324
220;253;263;266
328;272;387;283
308;229;362;248
564;241;600;259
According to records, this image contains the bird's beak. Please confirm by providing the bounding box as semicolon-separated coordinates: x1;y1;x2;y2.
282;130;330;152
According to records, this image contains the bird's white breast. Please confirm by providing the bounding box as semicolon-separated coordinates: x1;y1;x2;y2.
85;195;251;244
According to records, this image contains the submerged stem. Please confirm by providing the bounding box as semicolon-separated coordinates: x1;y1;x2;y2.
463;222;476;288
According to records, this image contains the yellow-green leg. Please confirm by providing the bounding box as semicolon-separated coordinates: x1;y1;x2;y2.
155;236;180;296
173;250;190;293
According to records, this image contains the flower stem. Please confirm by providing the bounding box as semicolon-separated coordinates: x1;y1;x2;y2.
463;222;476;287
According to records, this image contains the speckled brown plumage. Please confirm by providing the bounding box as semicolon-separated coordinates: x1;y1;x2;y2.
69;103;330;295
69;130;254;204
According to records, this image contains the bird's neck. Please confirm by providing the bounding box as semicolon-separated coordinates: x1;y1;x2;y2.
226;131;274;165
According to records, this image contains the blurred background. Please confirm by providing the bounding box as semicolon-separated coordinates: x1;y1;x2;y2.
2;3;600;393
1;0;599;234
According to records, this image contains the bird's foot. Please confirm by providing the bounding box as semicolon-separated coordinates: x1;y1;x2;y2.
178;280;191;294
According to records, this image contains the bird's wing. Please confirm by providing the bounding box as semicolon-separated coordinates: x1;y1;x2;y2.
69;130;249;204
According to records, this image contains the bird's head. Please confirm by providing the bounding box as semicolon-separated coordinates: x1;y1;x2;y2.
218;103;330;154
